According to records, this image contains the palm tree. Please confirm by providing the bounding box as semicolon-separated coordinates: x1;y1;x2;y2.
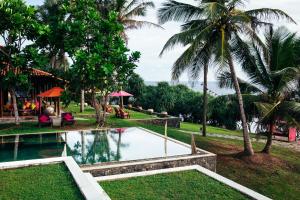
219;27;300;154
158;0;295;156
110;0;162;42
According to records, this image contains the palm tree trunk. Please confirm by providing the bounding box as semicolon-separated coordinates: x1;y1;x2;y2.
228;55;254;156
262;121;273;154
202;62;208;137
10;88;20;125
80;89;85;113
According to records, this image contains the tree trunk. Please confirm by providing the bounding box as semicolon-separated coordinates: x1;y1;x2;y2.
10;88;20;125
202;63;208;137
80;89;85;113
262;121;273;154
92;91;101;125
228;55;254;156
101;94;109;124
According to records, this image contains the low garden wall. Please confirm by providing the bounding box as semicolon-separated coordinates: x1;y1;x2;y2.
132;117;181;128
82;154;216;177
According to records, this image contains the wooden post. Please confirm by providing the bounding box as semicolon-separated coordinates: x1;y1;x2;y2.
58;97;60;116
39;97;42;114
0;87;3;118
191;134;197;154
164;120;168;138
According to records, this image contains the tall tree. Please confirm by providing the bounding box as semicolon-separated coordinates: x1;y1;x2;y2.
37;0;68;70
65;0;140;126
0;0;47;125
219;27;300;153
158;0;295;156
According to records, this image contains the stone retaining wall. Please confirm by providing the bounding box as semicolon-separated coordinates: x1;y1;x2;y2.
83;154;216;177
132;117;181;128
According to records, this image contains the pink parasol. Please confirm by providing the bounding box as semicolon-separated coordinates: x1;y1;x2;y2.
109;91;133;108
109;91;133;97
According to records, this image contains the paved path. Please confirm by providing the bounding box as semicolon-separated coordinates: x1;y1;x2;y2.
179;130;300;152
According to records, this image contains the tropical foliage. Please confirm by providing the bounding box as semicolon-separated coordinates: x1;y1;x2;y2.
219;27;300;153
0;0;48;124
63;0;140;125
157;0;295;156
108;0;161;42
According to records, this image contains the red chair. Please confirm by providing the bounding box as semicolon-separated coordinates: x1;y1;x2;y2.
61;112;75;127
38;114;52;127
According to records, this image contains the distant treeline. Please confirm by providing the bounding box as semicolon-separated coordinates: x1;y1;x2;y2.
124;73;258;130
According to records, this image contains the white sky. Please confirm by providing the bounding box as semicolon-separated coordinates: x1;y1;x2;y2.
26;0;300;82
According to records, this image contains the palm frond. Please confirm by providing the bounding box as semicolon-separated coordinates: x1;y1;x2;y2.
160;24;212;56
218;71;262;93
123;19;163;30
124;1;155;18
158;0;204;24
246;8;296;24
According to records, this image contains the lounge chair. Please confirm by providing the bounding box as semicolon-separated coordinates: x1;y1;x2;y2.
38;114;52;127
114;107;121;118
61;112;75;127
120;109;130;119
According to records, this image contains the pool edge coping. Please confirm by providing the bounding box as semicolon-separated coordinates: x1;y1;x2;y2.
96;165;271;200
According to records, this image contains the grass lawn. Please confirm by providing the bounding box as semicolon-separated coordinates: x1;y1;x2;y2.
0;112;299;199
106;118;300;200
62;103;96;115
0;118;97;135
100;170;249;200
180;122;243;136
62;102;155;119
0;163;83;200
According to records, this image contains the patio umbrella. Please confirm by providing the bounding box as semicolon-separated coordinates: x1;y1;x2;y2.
109;91;133;108
38;87;64;98
37;87;64;115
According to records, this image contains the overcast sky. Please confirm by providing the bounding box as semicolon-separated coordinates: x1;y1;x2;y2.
26;0;300;82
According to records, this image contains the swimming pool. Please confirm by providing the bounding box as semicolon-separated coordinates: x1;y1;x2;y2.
0;127;192;165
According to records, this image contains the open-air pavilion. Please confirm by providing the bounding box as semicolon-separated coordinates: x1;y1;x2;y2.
0;67;65;118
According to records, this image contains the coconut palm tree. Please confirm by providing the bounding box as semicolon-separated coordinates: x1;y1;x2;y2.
219;27;300;154
158;0;295;156
110;0;162;42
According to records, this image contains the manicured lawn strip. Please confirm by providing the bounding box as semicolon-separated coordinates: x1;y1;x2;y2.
63;103;95;115
0;118;98;135
63;102;155;119
124;109;156;119
100;170;248;200
0;163;84;200
181;122;243;136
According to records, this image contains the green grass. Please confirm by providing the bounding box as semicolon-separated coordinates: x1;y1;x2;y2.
63;102;155;119
180;122;243;136
125;109;155;119
100;170;248;200
106;118;300;200
63;102;95;115
0;163;83;200
0;111;299;199
0;118;97;135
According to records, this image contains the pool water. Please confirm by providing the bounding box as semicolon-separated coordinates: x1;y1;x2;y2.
0;128;192;165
